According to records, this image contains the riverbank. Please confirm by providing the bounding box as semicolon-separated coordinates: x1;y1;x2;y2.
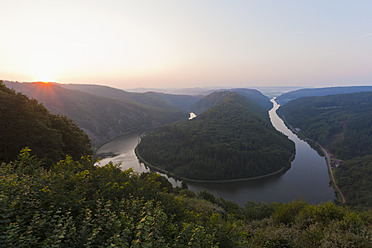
319;146;346;204
277;111;345;204
135;146;293;184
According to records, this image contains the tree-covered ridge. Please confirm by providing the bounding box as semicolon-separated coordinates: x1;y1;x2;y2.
190;89;272;115
277;91;372;160
1;83;371;246
56;83;202;111
190;91;237;115
228;88;273;110
4;81;189;146
1;149;371;247
137;92;295;180
334;155;372;207
277;91;372;207
276;86;372;105
0;81;92;164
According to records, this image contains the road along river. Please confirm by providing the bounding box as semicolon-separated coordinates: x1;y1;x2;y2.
95;99;335;206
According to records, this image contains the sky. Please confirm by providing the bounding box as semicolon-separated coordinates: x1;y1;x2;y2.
1;0;372;89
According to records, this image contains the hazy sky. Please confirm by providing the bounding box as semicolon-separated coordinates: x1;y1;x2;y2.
1;0;372;89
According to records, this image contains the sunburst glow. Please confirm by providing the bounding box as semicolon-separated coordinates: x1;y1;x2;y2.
1;1;372;88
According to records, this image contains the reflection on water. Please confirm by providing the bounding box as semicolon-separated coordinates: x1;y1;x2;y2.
95;99;335;206
186;99;335;206
95;132;182;187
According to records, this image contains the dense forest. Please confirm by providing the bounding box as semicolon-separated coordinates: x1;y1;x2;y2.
1;81;371;246
277;92;372;160
0;82;92;164
334;155;372;207
137;92;295;180
276;86;372;105
4;81;190;146
190;89;272;115
277;91;372;207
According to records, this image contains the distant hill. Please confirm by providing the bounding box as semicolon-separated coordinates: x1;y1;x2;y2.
137;92;294;180
277;91;372;207
58;83;202;111
190;88;272;115
229;88;273;110
276;86;372;105
0;81;92;164
4;81;189;146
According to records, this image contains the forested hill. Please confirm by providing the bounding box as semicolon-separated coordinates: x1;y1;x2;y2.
277;91;372;207
1;80;371;246
0;81;92;164
276;86;372;105
4;81;189;146
277;91;372;160
229;88;273;110
190;89;271;115
57;83;202;111
137;92;295;180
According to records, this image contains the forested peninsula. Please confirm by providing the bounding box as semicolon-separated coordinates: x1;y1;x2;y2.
1;82;371;247
137;92;295;180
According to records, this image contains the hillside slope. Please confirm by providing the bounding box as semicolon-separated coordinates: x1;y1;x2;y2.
276;86;372;105
0;81;92;164
277;91;372;207
4;81;188;146
190;89;271;115
1;79;371;247
58;83;202;111
137;92;294;180
277;91;372;159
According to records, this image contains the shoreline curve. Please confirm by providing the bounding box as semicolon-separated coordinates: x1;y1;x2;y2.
135;146;293;184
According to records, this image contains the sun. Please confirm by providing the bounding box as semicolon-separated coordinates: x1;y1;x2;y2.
28;52;61;83
32;72;57;84
32;69;57;83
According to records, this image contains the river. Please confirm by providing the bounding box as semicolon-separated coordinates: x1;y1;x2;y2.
95;99;335;206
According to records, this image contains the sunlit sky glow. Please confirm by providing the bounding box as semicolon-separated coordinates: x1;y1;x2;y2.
1;0;372;89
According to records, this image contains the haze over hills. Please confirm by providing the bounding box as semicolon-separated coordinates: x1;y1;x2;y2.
58;83;202;111
4;81;189;146
127;86;302;98
137;91;295;180
276;86;372;105
0;81;92;164
277;91;372;207
1;80;371;247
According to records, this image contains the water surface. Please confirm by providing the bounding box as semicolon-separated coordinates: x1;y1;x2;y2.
95;132;182;186
95;99;335;206
186;99;335;205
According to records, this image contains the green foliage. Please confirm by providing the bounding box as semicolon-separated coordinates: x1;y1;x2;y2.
0;82;92;164
1;80;371;246
278;92;372;207
278;91;372;160
0;149;371;247
334;155;372;207
137;92;295;180
4;81;190;146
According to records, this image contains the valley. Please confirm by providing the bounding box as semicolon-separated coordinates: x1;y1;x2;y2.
1;80;372;247
94;97;335;206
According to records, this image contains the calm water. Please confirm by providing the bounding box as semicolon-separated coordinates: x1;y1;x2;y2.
95;99;335;206
95;132;182;186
